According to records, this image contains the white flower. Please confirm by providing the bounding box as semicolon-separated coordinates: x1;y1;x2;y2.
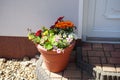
57;49;62;53
55;35;61;42
66;37;73;43
68;34;74;39
63;33;67;38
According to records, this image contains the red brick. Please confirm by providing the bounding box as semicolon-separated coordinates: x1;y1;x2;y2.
111;51;120;57
103;44;114;51
104;51;111;57
115;49;120;51
89;57;101;64
93;48;103;51
82;50;88;56
66;63;77;70
93;43;102;49
101;57;107;64
114;44;120;48
82;43;92;51
108;58;120;64
82;71;94;80
82;43;92;46
70;55;76;62
63;70;81;78
88;51;104;57
82;46;92;51
83;56;88;63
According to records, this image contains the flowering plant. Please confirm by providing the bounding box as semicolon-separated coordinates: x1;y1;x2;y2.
28;16;76;53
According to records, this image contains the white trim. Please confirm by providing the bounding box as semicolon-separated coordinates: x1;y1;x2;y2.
78;0;83;39
82;0;89;41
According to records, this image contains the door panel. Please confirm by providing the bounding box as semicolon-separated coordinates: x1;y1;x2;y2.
86;0;120;39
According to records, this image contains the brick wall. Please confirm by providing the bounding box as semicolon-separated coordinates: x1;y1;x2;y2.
0;36;38;59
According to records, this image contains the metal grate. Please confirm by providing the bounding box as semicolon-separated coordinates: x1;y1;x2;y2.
93;67;120;80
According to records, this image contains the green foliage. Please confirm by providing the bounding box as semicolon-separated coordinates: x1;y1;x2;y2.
27;17;76;51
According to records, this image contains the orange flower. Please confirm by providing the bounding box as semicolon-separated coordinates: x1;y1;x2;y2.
55;20;74;29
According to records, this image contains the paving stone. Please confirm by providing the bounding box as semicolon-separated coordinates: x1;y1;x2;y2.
115;49;120;51
45;70;50;76
82;43;92;46
114;44;120;48
82;46;92;51
69;55;76;63
88;51;104;57
109;58;120;64
82;71;94;80
82;43;92;51
83;56;88;63
93;43;103;48
82;50;88;56
41;62;48;70
103;44;114;51
66;63;77;70
50;72;63;78
104;51;111;57
63;70;81;78
93;43;103;50
101;57;107;64
51;78;62;80
89;57;101;64
111;51;120;57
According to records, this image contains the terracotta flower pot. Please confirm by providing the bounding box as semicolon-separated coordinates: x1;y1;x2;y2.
36;41;76;72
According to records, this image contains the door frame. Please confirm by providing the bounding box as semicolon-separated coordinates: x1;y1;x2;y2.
78;0;83;39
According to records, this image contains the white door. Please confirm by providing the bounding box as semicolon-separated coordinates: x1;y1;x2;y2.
83;0;120;43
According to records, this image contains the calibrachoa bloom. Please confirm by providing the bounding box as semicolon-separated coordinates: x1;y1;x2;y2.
28;16;76;53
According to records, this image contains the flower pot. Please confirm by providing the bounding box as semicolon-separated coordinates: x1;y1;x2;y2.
36;41;76;72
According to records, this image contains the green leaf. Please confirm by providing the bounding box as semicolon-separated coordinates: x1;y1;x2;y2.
53;42;58;46
28;33;35;40
44;42;53;50
43;36;48;41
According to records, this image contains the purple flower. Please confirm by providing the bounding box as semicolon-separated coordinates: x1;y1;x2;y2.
57;16;64;21
50;25;55;29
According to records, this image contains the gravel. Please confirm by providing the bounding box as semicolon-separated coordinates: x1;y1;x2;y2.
0;57;39;80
